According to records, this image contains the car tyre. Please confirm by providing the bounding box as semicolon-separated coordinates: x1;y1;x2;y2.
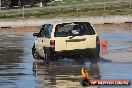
44;49;52;65
90;52;100;64
32;44;42;60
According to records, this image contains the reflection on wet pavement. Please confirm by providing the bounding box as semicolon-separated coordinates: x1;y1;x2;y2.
0;33;35;88
32;61;100;88
0;29;132;88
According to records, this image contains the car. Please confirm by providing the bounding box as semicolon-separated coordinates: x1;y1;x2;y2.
32;22;100;64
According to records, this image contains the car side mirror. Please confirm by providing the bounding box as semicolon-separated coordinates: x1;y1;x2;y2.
33;33;39;37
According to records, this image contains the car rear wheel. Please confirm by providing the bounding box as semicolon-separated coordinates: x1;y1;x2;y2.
44;49;52;65
44;53;49;65
90;52;100;64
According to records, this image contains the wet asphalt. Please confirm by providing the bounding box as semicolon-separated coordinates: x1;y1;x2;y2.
0;29;132;88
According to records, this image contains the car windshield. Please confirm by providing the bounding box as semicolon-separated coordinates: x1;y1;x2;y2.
39;24;53;38
54;22;95;37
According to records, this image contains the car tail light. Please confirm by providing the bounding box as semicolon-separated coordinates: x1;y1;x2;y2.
50;40;55;50
96;36;100;44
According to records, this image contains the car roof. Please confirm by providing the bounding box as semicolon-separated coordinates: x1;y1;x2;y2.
43;22;91;26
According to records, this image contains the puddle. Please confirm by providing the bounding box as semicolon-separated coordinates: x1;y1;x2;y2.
98;30;132;52
0;30;132;88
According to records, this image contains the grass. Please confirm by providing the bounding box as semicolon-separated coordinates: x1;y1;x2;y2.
0;0;132;19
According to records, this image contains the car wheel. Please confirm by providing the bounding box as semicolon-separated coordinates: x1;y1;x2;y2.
32;45;42;60
90;53;100;64
44;51;52;65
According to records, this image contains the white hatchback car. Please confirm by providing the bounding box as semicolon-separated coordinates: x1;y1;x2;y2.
32;22;100;64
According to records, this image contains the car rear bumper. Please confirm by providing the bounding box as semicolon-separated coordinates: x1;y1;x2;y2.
55;47;100;58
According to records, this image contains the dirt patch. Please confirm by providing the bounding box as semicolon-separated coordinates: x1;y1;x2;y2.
0;23;132;33
93;23;132;30
0;26;40;33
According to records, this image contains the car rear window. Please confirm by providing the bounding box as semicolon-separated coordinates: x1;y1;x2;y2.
54;22;95;37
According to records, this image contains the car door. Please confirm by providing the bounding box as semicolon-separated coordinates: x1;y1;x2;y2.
35;24;53;56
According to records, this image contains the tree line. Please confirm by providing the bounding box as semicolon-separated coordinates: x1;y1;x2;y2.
1;0;52;7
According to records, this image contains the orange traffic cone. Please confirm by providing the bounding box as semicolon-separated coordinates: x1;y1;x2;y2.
101;40;107;53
